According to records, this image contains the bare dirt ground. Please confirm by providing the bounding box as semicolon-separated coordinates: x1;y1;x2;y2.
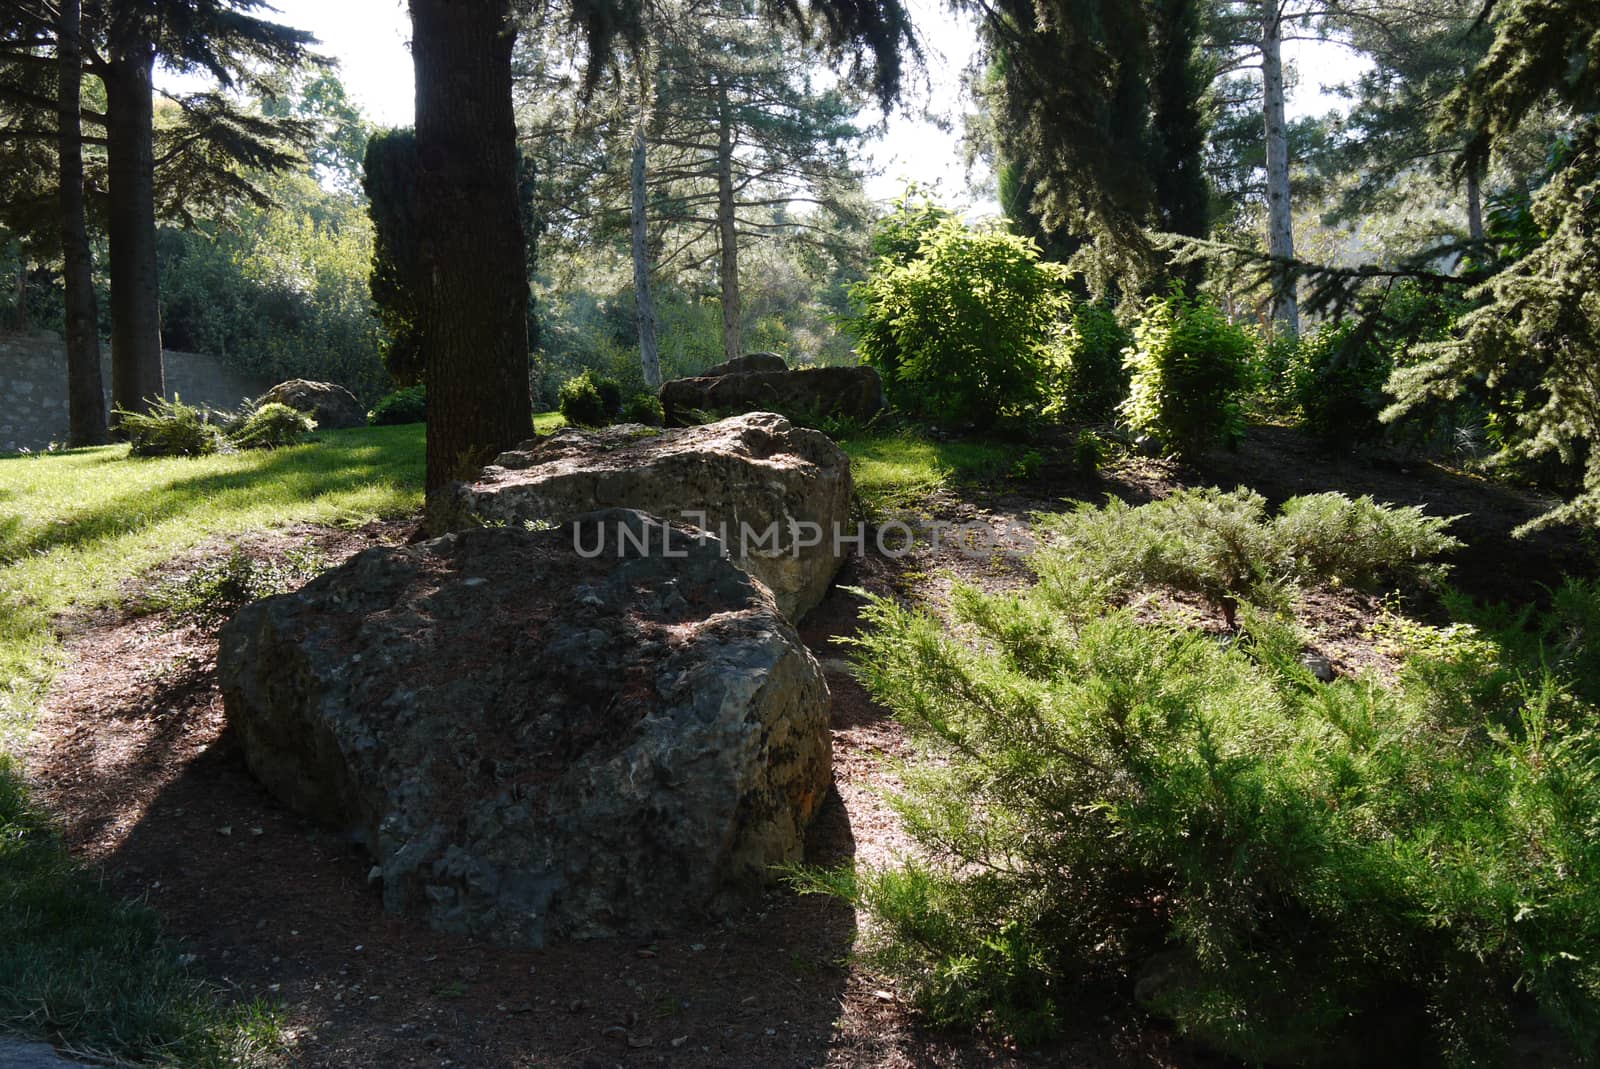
22;428;1591;1069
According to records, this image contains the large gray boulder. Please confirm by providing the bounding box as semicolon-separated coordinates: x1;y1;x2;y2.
659;364;886;427
449;413;853;620
218;510;831;947
258;378;365;430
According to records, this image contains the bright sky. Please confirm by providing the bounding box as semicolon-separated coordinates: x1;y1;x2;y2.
166;0;1369;212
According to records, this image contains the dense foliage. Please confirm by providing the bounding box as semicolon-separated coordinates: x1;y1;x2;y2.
1120;289;1252;456
361;129;424;387
158;173;388;399
557;369;618;427
850;218;1070;428
228;402;315;450
368;385;426;426
808;502;1600;1062
1051;299;1131;422
116;397;226;458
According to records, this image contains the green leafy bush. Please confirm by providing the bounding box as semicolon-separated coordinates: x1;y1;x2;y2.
804;557;1600;1062
558;369;611;427
621;392;665;427
228;402;315;450
1072;429;1106;475
1120;290;1253;457
1037;487;1460;625
595;377;624;419
850;216;1070;428
1053;300;1132;422
1287;322;1393;446
116;397;226;458
369;384;426;425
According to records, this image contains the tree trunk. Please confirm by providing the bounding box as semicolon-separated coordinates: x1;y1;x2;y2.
11;258;23;331
715;81;741;363
410;0;532;504
1465;160;1485;243
104;39;165;418
1260;1;1298;336
630;91;662;389
59;0;109;446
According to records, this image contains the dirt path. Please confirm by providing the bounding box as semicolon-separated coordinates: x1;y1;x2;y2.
23;517;1207;1069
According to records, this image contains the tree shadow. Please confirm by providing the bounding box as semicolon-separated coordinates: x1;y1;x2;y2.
0;431;421;565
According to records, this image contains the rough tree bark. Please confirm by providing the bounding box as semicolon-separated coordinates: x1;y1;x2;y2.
1465;160;1485;243
630;64;662;390
410;0;532;503
104;34;165;417
1260;0;1298;336
58;0;108;446
714;81;742;363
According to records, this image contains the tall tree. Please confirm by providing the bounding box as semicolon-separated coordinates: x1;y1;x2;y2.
974;0;1212;290
58;0;107;444
1318;0;1491;241
628;50;663;386
1386;0;1600;528
92;0;317;417
416;0;914;503
102;1;164;412
410;0;532;495
1256;0;1296;331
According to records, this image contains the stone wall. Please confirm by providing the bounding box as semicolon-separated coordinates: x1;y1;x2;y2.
0;331;272;453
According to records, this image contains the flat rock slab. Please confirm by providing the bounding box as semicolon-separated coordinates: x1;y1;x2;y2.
659;365;886;428
218;510;831;947
0;1038;95;1069
449;413;853;620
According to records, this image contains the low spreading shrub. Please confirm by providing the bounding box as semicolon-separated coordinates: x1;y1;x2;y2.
143;547;325;626
116;397;226;458
229;402;315;450
369;385;426;426
1036;487;1460;625
801;554;1600;1062
558;370;611;427
1120;290;1253;457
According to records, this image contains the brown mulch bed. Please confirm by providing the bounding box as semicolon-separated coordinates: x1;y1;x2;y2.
21;430;1589;1068
23;519;1208;1069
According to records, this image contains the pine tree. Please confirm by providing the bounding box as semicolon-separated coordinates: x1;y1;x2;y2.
1386;0;1600;529
410;0;913;503
974;0;1212;290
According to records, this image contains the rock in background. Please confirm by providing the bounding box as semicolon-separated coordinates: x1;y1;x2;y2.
258;379;366;430
217;510;831;947
659;363;885;427
450;413;853;621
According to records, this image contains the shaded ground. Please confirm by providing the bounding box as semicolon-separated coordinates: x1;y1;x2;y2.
21;426;1590;1068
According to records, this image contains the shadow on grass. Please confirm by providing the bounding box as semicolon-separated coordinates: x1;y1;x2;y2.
0;428;423;567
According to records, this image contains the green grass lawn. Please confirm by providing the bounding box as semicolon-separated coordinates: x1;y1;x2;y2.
836;431;1026;516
